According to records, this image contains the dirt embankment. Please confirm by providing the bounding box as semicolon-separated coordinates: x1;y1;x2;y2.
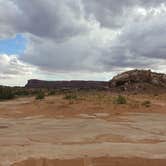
13;157;166;166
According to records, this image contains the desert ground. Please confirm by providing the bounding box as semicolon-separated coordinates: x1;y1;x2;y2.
0;91;166;166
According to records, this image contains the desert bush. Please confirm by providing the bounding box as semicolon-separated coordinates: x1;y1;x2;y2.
36;91;45;100
130;100;140;108
48;90;56;96
113;95;127;104
0;87;15;100
64;93;77;100
142;100;151;107
29;89;40;95
14;89;29;96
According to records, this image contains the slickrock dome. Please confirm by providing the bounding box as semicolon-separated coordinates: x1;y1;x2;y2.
109;69;166;93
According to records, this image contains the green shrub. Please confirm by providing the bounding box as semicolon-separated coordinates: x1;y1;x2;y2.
36;91;45;100
0;87;15;100
64;93;77;100
48;90;56;96
113;95;127;104
142;100;151;107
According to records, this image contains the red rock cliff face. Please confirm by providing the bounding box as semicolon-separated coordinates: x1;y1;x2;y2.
25;79;109;90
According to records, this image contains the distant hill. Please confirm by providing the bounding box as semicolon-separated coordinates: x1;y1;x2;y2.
25;70;166;93
25;79;108;90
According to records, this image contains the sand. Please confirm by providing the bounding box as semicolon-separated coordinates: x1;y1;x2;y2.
0;93;166;165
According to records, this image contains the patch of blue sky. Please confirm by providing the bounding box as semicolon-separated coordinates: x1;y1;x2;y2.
0;34;27;55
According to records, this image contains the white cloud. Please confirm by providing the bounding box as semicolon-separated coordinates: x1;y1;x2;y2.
0;0;165;86
0;54;37;86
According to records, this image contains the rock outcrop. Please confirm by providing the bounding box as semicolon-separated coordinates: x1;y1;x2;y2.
109;69;166;93
25;79;108;90
25;70;166;93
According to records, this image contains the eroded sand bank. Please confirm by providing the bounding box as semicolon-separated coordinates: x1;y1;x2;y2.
13;157;166;166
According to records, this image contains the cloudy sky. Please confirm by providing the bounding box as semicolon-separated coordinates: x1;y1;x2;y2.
0;0;166;86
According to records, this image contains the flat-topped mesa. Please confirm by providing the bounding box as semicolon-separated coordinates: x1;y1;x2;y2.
25;70;166;92
25;79;109;90
109;69;166;92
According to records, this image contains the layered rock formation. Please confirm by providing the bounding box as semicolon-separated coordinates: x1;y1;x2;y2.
109;69;166;92
25;70;166;93
25;79;108;90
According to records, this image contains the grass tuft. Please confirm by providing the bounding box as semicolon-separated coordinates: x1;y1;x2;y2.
113;95;127;104
142;100;151;107
36;91;45;100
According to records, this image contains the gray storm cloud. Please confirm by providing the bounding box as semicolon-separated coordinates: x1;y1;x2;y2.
0;0;90;40
0;0;165;76
83;0;166;28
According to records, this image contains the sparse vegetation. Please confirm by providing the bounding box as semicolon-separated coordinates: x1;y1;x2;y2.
0;86;15;100
63;92;78;104
129;100;140;108
14;89;30;96
64;93;78;100
142;100;151;107
36;91;45;100
48;90;56;96
113;95;127;104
